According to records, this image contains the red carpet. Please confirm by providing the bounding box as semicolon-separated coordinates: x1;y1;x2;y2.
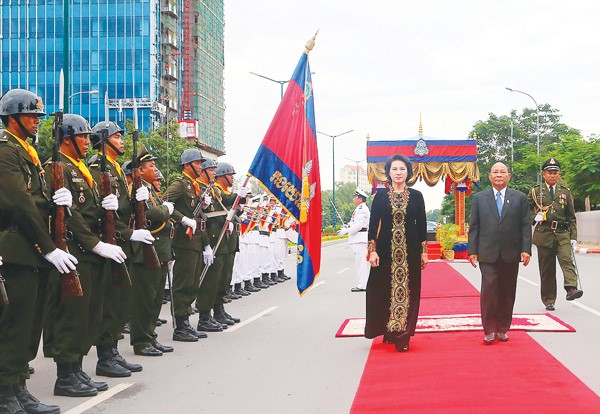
351;262;600;413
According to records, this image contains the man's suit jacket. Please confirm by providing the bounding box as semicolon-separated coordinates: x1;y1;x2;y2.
468;187;532;263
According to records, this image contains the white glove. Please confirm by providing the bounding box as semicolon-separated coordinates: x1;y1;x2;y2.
203;195;212;206
163;201;174;215
181;216;197;233
203;245;214;266
44;248;79;274
92;241;127;263
101;194;119;211
237;187;250;198
53;187;73;208
228;222;234;233
130;229;155;245
570;240;577;249
338;228;348;236
534;213;544;223
0;256;2;266
135;186;150;202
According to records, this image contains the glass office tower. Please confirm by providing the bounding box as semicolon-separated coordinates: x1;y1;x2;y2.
1;0;224;154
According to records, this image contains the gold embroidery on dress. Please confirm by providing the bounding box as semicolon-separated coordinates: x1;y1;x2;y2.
387;189;410;332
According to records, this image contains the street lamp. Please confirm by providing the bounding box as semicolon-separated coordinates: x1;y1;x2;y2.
317;130;354;225
69;90;100;104
344;156;366;189
506;87;540;183
249;72;289;100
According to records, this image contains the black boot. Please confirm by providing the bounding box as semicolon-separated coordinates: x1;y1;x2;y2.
223;309;241;324
213;303;235;326
228;288;242;300
278;269;291;281
54;362;98;397
262;273;275;285
234;283;250;296
197;312;223;332
173;316;199;342
13;380;60;414
271;272;285;283
74;358;108;391
96;346;131;378
111;345;143;372
0;385;26;413
244;280;260;292
253;277;268;289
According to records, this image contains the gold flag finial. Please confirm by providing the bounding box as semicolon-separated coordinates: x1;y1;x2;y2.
305;30;319;54
418;113;423;137
366;133;371;142
473;132;477;140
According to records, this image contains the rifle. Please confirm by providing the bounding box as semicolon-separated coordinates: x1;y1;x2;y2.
130;100;161;269
99;92;132;285
0;271;8;307
186;180;213;239
51;69;83;299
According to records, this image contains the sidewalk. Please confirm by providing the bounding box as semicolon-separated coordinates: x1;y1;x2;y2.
575;242;600;254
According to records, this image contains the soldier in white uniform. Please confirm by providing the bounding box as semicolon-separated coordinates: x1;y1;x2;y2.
338;189;370;292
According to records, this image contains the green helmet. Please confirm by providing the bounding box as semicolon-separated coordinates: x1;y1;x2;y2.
215;162;236;177
90;121;124;149
59;114;93;140
121;160;133;176
0;89;46;117
201;158;217;170
180;148;205;165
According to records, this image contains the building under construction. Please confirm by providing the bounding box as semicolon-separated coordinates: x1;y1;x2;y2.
1;0;225;156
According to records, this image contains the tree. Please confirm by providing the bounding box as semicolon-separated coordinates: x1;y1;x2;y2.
426;209;441;222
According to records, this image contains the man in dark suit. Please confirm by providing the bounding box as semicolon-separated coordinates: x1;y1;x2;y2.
468;162;532;344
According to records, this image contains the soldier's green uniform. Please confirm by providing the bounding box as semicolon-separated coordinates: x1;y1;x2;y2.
87;134;141;377
130;171;174;355
528;157;581;308
163;153;209;341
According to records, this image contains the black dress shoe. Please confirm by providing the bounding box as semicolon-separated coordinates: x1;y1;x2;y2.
395;342;410;352
483;333;496;344
134;346;163;357
156;319;162;326
158;318;167;324
545;304;555;311
28;366;35;375
122;323;130;334
497;332;509;342
351;287;366;292
153;342;174;353
566;287;583;301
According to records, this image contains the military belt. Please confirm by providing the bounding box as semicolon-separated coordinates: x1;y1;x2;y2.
206;221;223;230
541;220;570;231
259;230;270;236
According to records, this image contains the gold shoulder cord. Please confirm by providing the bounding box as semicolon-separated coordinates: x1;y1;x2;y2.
531;188;551;220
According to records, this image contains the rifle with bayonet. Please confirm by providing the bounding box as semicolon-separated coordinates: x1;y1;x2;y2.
186;180;213;239
99;92;132;285
50;70;83;299
130;100;161;269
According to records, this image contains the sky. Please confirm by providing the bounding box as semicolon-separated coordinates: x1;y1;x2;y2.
222;1;600;211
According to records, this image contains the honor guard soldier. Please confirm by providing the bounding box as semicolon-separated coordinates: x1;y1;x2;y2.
212;162;249;324
88;121;150;377
121;160;133;186
0;89;76;414
128;148;174;356
338;188;371;292
44;114;127;397
528;158;583;311
163;148;210;342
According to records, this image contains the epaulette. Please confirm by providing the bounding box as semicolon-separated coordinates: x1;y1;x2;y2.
173;175;184;181
87;154;101;167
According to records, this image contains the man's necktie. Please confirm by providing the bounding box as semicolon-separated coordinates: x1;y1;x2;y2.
549;185;555;200
496;191;503;215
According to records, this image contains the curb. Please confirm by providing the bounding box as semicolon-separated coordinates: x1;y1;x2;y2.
575;246;600;254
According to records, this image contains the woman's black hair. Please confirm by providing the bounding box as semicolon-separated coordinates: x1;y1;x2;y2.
384;154;413;184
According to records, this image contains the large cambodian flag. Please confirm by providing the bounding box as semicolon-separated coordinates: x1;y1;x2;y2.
248;35;321;295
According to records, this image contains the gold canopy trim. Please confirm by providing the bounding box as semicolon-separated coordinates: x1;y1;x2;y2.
368;161;480;187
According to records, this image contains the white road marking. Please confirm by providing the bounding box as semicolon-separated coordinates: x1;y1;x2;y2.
337;267;349;274
63;383;134;414
225;306;279;332
571;301;600;318
306;280;328;291
519;276;539;286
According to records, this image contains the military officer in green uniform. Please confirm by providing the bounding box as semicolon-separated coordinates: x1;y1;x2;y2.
129;148;175;356
44;114;127;397
0;89;76;414
88;121;150;377
163;148;211;342
212;162;248;325
528;158;583;311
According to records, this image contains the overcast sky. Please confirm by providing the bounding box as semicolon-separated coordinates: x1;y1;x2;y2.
222;1;600;211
